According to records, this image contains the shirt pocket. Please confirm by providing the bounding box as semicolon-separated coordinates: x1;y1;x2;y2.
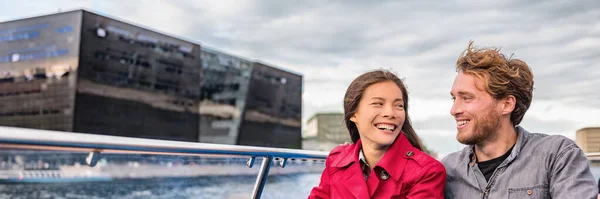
508;184;549;199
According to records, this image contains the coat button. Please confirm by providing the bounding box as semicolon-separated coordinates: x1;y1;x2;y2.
380;170;389;180
527;190;532;195
406;151;414;157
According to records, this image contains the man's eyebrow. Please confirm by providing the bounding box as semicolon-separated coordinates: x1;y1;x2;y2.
457;91;474;96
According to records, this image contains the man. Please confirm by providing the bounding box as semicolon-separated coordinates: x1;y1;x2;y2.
442;41;597;198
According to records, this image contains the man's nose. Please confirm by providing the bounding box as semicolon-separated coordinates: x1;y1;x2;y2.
450;101;463;116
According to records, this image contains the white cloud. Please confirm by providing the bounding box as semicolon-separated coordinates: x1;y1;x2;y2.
3;0;599;155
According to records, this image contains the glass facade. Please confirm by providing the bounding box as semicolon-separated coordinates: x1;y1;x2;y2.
199;48;252;145
0;10;302;148
74;11;202;141
239;62;303;148
0;11;82;132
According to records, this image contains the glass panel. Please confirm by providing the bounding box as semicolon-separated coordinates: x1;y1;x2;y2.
261;158;326;199
0;148;267;198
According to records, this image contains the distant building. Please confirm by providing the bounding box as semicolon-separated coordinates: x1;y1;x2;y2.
576;127;600;153
0;9;302;149
303;113;350;151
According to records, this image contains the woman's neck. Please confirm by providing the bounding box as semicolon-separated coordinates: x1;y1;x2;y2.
361;142;389;170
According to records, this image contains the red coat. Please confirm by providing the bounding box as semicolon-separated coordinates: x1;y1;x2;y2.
308;133;446;199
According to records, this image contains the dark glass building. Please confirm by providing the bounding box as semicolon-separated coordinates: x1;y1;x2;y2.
0;10;302;149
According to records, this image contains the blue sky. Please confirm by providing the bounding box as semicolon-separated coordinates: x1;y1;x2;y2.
2;0;599;157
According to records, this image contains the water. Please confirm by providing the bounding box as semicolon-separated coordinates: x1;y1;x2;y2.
3;167;600;198
0;173;321;199
0;149;325;198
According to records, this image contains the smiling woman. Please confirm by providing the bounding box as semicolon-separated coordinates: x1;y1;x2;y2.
308;69;446;199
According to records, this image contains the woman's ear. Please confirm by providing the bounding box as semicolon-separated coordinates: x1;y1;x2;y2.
350;114;357;123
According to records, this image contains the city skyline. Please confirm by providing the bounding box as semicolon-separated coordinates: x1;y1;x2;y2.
1;0;599;157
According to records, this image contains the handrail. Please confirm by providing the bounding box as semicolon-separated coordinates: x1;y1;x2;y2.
586;152;600;157
0;126;329;199
586;152;600;160
0;126;328;159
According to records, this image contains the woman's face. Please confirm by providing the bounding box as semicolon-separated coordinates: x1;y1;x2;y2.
350;80;405;149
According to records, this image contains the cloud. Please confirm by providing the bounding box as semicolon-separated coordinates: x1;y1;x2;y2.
3;0;599;155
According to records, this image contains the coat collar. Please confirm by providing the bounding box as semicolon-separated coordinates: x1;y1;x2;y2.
331;132;415;182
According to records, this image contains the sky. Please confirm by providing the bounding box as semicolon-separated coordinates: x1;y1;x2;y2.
1;0;599;157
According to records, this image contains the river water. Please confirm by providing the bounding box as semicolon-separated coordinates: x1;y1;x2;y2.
0;173;321;199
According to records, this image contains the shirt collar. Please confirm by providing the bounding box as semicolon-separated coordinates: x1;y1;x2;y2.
467;126;530;165
359;148;369;167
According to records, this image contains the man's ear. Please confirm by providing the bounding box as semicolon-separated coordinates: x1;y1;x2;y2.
500;95;516;115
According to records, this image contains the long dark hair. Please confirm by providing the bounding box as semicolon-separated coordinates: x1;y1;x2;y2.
343;69;423;150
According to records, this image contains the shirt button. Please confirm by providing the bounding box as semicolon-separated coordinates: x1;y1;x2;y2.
406;151;414;157
380;170;390;180
527;190;533;195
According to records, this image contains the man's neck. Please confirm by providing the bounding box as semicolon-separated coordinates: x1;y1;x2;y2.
474;124;518;162
361;142;389;170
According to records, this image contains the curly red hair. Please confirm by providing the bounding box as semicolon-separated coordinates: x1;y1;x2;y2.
456;41;534;126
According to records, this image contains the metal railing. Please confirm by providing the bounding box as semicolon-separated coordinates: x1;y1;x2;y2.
0;126;329;199
586;152;600;160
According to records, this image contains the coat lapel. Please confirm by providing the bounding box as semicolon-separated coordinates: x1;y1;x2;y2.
331;140;370;199
330;133;417;198
377;133;412;182
341;162;370;199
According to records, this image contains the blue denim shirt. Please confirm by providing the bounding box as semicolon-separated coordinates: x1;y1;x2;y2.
442;126;597;199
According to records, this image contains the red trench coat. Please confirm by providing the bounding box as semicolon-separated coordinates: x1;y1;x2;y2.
308;133;446;199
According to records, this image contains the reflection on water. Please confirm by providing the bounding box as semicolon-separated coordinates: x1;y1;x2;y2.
0;149;325;198
3;166;600;198
0;173;321;199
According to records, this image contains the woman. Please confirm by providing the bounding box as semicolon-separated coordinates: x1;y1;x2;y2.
308;70;446;199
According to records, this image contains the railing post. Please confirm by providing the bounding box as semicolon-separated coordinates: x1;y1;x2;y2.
251;156;272;199
247;157;256;168
86;151;101;167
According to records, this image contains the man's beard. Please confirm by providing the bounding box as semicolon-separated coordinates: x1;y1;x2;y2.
457;105;501;145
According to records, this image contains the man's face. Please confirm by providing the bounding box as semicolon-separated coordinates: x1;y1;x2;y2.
450;72;502;145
